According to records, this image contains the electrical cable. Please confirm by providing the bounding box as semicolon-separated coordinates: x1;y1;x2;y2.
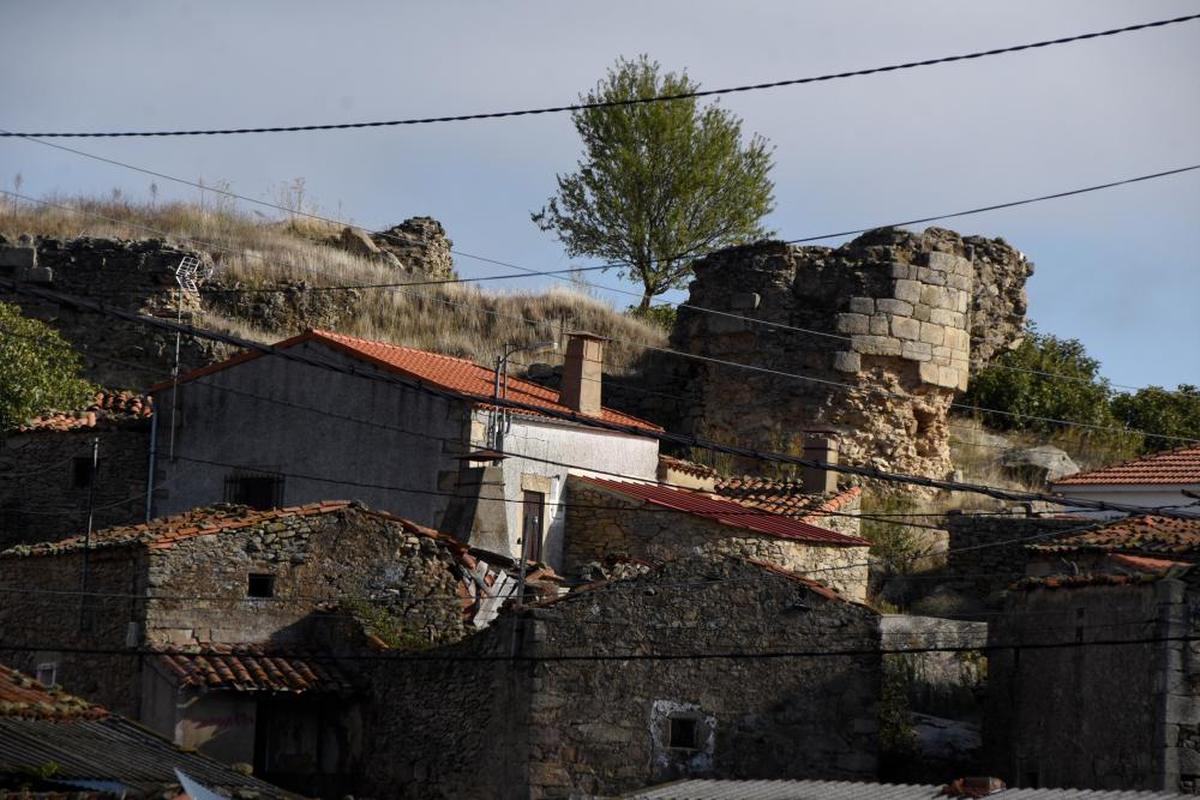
2;13;1196;138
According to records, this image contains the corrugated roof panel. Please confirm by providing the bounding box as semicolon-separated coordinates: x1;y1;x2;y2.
625;779;1185;799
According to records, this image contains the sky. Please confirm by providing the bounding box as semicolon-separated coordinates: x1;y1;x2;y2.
1;0;1197;390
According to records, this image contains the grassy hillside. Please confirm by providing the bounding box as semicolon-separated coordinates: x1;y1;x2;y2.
0;194;666;371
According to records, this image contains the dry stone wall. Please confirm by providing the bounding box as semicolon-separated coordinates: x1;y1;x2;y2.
650;227;1031;481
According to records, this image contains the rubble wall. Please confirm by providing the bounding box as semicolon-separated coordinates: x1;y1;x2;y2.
651;227;1031;481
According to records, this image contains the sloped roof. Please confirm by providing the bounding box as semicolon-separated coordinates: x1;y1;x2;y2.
1029;514;1200;557
158;328;663;433
156;644;357;694
0;665;292;798
715;477;862;524
625;778;1183;799
1053;443;1200;486
17;391;152;433
575;476;868;546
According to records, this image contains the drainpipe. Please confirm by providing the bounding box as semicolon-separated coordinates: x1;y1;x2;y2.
144;405;158;522
79;437;98;631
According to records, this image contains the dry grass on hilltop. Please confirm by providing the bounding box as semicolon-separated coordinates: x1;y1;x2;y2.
0;193;666;371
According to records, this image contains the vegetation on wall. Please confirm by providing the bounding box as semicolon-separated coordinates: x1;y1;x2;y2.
0;302;95;431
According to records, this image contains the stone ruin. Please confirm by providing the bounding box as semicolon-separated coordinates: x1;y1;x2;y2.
650;227;1032;482
334;216;456;279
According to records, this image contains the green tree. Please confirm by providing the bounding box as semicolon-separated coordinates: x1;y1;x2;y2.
1111;384;1200;453
533;55;775;312
0;302;95;431
963;324;1121;440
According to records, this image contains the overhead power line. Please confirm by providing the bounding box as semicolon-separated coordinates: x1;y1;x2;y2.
7;134;1200;398
4;185;1198;441
3;278;1197;519
2;13;1197;138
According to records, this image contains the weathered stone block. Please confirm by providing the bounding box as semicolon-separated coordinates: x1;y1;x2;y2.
901;340;933;361
929;308;964;327
919;322;945;346
852;335;902;356
869;315;889;335
848;297;875;315
889;262;913;279
926;251;969;273
919;285;946;308
876;298;913;317
893;280;921;304
939;365;962;389
891;316;920;341
836;313;870;335
943;328;969;351
832;351;861;374
917;267;946;286
918;362;941;385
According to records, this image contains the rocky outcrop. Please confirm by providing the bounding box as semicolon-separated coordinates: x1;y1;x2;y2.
650;227;1032;481
332;217;456;279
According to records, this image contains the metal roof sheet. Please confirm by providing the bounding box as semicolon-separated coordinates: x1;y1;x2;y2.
625;778;1185;799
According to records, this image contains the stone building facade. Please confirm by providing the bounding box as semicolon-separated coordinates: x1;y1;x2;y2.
360;556;882;799
0;501;516;797
0;392;151;549
987;570;1200;793
562;475;871;601
944;511;1087;597
649;227;1031;479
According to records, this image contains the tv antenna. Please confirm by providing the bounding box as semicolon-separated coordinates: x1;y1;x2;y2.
168;256;210;460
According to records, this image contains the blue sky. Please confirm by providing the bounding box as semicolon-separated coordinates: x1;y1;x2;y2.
2;0;1197;390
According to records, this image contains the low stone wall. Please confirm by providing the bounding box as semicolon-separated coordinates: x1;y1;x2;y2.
881;615;987;719
944;512;1085;596
564;479;869;601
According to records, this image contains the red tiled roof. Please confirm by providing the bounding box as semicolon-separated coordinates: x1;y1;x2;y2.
658;455;719;480
157;329;663;433
1014;572;1170;591
0;664;107;721
156;644;356;694
1107;553;1191;573
1029;514;1200;557
1053;444;1200;486
576;476;868;546
715;477;862;524
17;391;153;433
744;558;860;605
0;501;356;558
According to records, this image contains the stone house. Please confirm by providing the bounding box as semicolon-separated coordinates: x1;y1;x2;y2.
149;328;662;572
0;662;293;798
1025;514;1200;577
563;475;871;601
1050;443;1200;518
359;556;882;799
0;501;518;798
0;391;151;550
986;562;1200;793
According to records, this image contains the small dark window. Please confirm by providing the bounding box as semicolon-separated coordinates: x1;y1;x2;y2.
72;457;98;488
668;717;698;749
248;573;276;598
225;471;284;510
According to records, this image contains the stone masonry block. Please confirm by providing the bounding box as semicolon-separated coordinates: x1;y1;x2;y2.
891;316;920;341
917;267;946;286
919;285;946;308
943;327;970;351
893;280;921;304
833;351;861;373
932;345;952;360
848;297;875;315
926;251;969;273
955;291;970;313
919;361;945;386
912;305;931;322
947;272;972;291
851;335;902;357
889;262;913;279
869;315;889;335
929;308;964;327
836;313;870;335
876;298;913;316
939;365;962;389
919;322;945;346
901;340;933;361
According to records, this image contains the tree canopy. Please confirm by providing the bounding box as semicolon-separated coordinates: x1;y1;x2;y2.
1112;384;1200;452
533;55;775;312
0;302;95;431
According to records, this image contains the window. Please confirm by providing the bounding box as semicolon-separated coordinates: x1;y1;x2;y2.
35;662;57;687
225;471;284;510
72;456;99;489
668;716;698;750
521;490;546;562
247;573;276;598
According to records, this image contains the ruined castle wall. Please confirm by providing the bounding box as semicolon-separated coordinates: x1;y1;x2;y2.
652;228;1031;482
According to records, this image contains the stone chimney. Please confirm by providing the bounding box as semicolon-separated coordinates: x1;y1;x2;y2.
802;436;839;495
561;332;605;416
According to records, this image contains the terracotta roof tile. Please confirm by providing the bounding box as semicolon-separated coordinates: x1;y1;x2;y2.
1053;444;1200;486
1014;571;1172;591
155;644;356;694
158;329;663;434
17;391;153;433
1029;514;1200;557
576;476;868;546
0;664;107;721
715;477;862;524
658;455;719;480
1107;552;1191;573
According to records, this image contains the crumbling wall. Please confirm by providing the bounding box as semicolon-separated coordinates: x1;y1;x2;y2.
0;234;227;389
651;227;1031;480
